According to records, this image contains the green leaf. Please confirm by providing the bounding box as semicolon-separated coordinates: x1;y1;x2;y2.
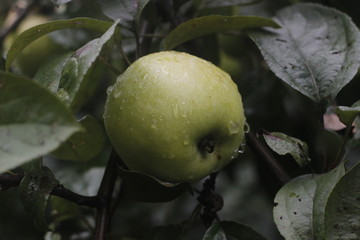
18;160;59;231
96;0;151;28
249;3;360;105
6;17;118;71
324;162;360;239
51;115;106;162
200;0;261;9
273;174;317;240
313;164;345;238
0;71;80;173
58;19;119;111
262;131;311;167
336;103;360;127
161;15;279;50
33;53;73;94
273;164;346;240
118;168;191;202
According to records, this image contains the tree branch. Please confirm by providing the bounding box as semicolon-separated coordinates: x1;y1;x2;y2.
0;172;100;207
246;131;291;184
94;149;119;240
0;1;35;44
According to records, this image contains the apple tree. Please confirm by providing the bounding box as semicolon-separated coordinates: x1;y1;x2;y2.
0;0;360;239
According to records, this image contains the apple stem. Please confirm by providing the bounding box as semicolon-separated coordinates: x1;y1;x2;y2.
198;137;215;154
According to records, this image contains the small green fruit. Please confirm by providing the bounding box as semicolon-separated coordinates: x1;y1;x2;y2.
104;51;246;183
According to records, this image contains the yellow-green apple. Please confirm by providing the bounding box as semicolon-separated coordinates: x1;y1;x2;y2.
104;51;245;183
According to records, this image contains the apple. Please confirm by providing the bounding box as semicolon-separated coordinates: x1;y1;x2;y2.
104;51;246;183
3;14;61;77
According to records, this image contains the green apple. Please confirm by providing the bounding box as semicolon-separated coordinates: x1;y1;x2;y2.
104;51;246;183
3;14;61;77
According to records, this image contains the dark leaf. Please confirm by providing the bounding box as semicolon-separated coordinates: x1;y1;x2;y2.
18;160;59;231
249;3;360;105
324;162;360;239
96;0;151;28
51;115;106;162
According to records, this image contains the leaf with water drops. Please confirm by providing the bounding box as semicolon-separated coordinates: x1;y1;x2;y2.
0;71;80;174
249;3;360;105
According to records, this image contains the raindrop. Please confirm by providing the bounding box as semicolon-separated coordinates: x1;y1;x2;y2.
228;120;240;135
173;104;179;118
183;139;190;146
244;122;250;133
106;86;114;95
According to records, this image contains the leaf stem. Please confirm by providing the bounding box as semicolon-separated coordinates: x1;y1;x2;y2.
331;124;352;170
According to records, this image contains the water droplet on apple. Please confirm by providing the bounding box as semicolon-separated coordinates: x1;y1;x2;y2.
183;139;190;146
106;86;114;95
244;122;250;133
228;120;240;135
173;104;179;118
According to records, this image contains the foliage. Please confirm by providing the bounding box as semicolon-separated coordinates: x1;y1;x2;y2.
0;0;360;239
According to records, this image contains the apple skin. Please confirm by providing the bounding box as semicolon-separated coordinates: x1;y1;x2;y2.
4;14;60;77
104;51;245;183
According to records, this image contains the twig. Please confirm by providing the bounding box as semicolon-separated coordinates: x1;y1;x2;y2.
0;172;100;207
94;149;119;240
246;131;291;184
0;1;35;44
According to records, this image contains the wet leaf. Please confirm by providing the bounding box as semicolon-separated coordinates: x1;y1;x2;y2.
249;3;360;105
200;0;260;9
0;71;80;173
